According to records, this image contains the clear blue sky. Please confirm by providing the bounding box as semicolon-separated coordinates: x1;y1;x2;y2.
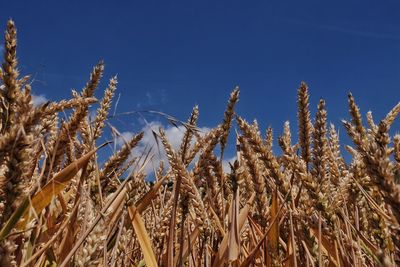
2;1;400;159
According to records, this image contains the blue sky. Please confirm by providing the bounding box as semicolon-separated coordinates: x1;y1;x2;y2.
1;1;400;164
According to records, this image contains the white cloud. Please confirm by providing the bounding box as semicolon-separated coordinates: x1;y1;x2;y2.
222;156;237;173
88;109;98;122
119;121;210;175
31;94;48;106
116;131;135;147
115;122;237;177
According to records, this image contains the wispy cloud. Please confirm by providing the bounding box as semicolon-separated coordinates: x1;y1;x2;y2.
135;89;168;109
278;17;400;41
314;24;400;41
31;94;48;106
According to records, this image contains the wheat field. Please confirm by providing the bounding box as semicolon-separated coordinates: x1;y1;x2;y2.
0;20;399;267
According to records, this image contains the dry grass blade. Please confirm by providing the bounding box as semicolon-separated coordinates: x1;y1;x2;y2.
0;197;29;241
23;146;98;219
59;175;131;267
212;193;255;267
135;174;168;214
128;207;158;267
267;187;279;266
309;226;339;266
174;227;200;267
240;195;287;267
0;145;103;239
226;166;240;262
21;204;80;267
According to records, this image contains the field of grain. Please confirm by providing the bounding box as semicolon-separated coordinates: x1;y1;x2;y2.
0;20;399;266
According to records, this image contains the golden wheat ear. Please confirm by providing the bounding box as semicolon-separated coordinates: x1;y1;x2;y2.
93;76;117;140
311;99;328;183
278;121;293;154
297;82;313;167
348;93;366;139
238;135;267;225
237;116;285;191
1;20;20;127
99;132;144;190
220;87;239;159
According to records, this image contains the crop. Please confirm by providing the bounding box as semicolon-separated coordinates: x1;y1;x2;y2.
0;20;399;266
